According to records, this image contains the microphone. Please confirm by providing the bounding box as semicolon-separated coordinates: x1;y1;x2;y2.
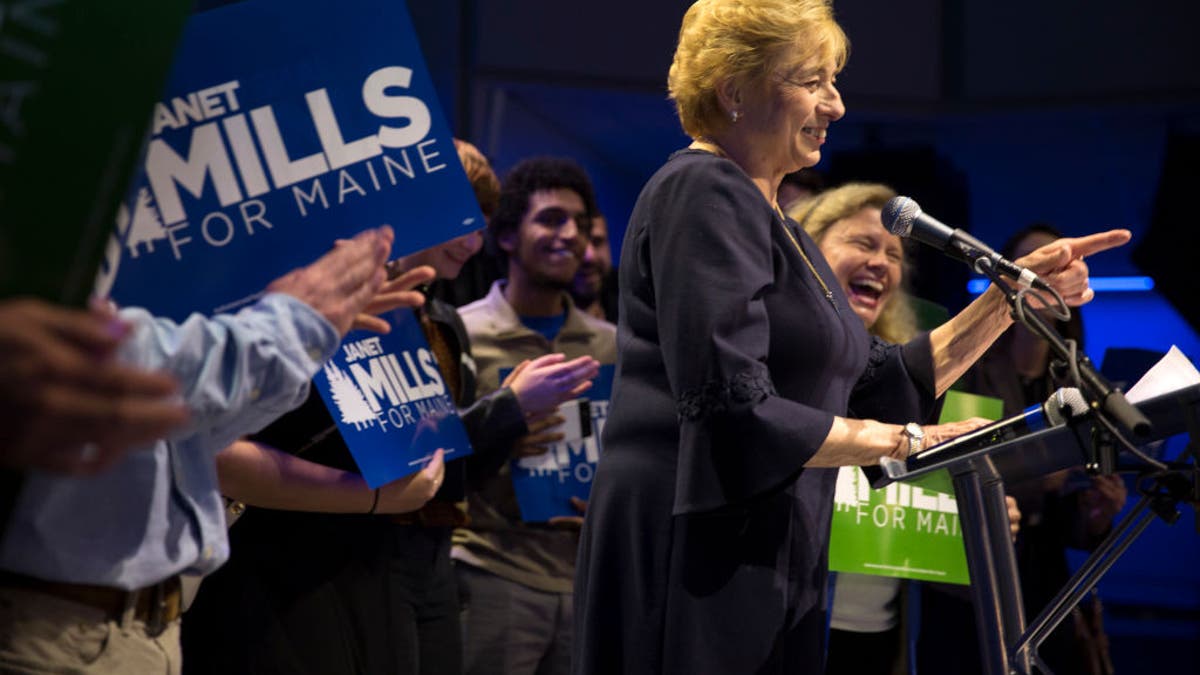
882;195;1049;291
918;387;1089;460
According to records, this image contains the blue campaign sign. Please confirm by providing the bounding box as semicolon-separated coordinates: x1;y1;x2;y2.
508;365;615;522
312;309;473;488
100;0;482;320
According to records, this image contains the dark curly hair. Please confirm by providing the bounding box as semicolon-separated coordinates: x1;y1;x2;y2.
487;156;598;268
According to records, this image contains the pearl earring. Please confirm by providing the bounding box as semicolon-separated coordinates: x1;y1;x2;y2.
730;110;741;123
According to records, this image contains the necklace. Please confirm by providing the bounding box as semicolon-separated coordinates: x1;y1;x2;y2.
689;141;838;312
773;204;838;312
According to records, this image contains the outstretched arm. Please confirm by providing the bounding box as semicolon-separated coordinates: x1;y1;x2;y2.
809;229;1131;468
928;229;1130;396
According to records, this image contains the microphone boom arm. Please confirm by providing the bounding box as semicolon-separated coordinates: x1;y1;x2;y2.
973;257;1154;443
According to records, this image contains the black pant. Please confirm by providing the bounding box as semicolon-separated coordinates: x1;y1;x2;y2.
826;627;901;675
184;512;391;674
184;512;462;675
388;526;463;675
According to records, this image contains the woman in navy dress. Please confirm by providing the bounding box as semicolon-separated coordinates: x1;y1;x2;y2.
571;1;1130;673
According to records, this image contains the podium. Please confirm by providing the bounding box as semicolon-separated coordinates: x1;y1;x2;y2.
870;383;1200;675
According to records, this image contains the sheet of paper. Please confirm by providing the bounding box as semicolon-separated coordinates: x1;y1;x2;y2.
1125;345;1200;403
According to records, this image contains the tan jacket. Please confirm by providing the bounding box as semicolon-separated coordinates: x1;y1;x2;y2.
451;281;616;593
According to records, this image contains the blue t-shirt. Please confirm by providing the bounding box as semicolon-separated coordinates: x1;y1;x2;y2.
520;312;568;342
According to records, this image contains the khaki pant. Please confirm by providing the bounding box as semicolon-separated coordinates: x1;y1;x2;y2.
0;587;182;674
457;565;572;675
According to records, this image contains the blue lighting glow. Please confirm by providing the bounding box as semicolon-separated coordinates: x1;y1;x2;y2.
966;276;1155;295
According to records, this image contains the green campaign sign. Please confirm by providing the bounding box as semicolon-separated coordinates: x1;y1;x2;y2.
828;390;1003;584
0;1;192;305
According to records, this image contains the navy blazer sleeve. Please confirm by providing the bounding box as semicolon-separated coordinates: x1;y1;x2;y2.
848;333;939;425
642;159;839;513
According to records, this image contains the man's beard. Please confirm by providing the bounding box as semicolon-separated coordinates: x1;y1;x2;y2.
514;249;578;292
532;272;574;292
571;276;600;306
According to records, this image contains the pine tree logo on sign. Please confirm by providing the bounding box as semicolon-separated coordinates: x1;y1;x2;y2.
324;362;378;430
124;188;168;258
834;467;961;536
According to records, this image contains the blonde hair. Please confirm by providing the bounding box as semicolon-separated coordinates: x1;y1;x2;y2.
668;0;849;139
454;138;500;219
789;182;919;344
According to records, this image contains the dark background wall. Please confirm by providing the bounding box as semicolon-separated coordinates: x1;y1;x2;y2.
407;1;1200;667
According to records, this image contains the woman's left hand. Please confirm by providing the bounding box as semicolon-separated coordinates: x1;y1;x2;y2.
1014;230;1131;306
921;417;995;449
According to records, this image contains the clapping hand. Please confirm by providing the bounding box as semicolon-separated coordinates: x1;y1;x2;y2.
350;264;436;334
0;299;188;474
503;354;601;418
267;226;394;337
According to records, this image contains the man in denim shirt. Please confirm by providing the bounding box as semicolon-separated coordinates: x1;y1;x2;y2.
0;226;397;674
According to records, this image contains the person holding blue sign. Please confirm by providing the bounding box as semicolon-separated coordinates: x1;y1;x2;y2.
0;225;396;674
570;2;1130;674
378;143;600;675
182;141;599;675
454;156;617;675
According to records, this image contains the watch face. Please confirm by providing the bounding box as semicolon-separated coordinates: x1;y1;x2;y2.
903;422;924;457
905;422;924;439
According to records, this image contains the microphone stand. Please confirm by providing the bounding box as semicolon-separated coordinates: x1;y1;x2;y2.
966;256;1164;675
948;453;1029;675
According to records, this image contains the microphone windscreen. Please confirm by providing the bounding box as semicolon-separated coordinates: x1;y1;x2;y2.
1044;387;1088;426
882;196;921;237
1057;387;1089;417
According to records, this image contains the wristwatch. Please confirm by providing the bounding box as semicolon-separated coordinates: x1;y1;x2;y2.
901;422;925;457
